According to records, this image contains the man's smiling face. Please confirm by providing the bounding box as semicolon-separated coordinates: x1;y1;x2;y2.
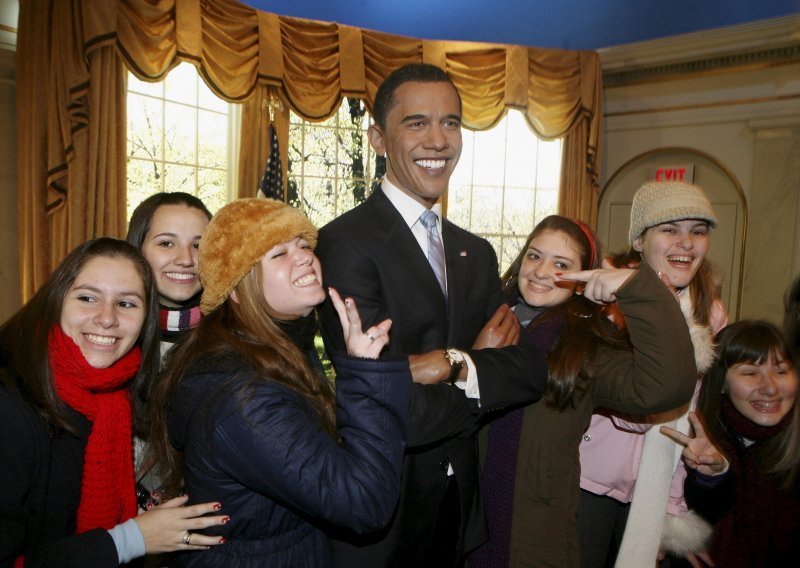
368;81;462;208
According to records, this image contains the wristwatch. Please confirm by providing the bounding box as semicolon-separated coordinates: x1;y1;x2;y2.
443;349;465;384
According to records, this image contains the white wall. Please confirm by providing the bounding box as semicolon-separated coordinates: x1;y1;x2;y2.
599;17;800;324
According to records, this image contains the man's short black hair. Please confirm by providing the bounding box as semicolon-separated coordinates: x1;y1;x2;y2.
372;63;462;130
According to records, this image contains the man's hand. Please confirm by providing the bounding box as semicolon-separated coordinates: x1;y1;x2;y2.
472;304;520;350
408;350;452;385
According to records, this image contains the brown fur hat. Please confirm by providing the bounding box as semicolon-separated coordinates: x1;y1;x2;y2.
199;198;317;314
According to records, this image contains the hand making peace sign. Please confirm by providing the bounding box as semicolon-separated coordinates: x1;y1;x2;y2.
661;411;729;477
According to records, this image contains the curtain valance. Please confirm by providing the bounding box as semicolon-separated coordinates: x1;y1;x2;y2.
17;0;602;300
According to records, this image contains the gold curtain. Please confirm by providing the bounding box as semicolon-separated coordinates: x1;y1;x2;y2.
17;0;603;300
17;0;128;300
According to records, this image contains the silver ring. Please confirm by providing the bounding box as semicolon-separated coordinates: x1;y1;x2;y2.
183;531;192;545
367;334;375;343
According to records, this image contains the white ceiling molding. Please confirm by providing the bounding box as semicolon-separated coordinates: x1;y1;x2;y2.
599;15;799;87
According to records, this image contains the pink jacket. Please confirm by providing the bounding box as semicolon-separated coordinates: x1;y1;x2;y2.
579;299;728;513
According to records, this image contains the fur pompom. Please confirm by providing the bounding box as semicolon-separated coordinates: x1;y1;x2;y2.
661;510;713;556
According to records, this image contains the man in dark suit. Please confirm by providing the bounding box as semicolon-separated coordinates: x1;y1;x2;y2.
316;64;548;567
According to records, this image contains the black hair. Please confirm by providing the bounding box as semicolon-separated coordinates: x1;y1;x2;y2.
126;192;212;250
700;320;800;490
372;63;462;130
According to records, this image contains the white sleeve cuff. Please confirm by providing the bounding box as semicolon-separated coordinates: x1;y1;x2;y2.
455;352;480;401
108;517;146;564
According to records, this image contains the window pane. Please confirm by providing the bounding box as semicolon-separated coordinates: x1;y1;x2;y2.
504;187;535;235
127;93;163;161
197;168;227;211
299;177;336;227
128;74;163;97
452;110;561;271
537;140;562;189
164;103;197;164
471;126;507;187
163;164;197;194
535;187;559;224
288;124;304;174
198;110;227;169
127;159;164;212
164;63;198;105
447;185;472;229
288;98;377;225
471;186;503;233
450;134;474;186
303;125;338;179
501;236;527;272
504;115;538;187
198;82;229;113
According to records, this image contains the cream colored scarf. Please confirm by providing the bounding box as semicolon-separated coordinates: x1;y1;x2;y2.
615;290;714;567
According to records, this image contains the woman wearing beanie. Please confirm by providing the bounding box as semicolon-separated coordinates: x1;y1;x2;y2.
148;198;411;567
0;238;227;567
577;181;728;567
664;321;800;566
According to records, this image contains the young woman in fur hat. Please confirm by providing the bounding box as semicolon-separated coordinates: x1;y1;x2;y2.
663;320;800;565
0;238;227;567
149;198;411;567
467;215;698;567
577;181;728;568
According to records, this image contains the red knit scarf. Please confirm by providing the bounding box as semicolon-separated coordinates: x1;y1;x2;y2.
49;325;140;533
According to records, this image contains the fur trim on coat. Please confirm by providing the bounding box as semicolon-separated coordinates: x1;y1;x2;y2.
678;291;715;375
661;510;713;556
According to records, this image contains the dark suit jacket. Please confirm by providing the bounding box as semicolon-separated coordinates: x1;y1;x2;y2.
316;188;547;566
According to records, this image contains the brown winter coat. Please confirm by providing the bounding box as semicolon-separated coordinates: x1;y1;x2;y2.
487;265;698;567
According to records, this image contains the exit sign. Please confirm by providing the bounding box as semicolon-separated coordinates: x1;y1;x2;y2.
649;164;695;183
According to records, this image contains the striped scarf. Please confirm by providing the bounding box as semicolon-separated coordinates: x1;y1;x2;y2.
159;298;202;342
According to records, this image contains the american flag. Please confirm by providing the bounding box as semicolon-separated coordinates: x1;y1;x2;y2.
257;124;284;200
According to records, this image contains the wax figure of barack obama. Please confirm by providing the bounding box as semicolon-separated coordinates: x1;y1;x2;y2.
317;64;548;567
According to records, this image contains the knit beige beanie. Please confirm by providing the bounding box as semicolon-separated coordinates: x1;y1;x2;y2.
628;181;717;244
199;198;317;315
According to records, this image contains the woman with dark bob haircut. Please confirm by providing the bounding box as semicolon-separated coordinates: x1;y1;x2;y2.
664;320;800;565
0;238;227;567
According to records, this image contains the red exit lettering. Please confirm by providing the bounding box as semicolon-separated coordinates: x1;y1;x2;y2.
654;167;687;182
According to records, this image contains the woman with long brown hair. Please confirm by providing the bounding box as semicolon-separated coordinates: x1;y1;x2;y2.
467;215;697;566
149;199;410;567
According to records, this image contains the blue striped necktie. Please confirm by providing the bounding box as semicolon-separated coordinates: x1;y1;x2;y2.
419;210;447;298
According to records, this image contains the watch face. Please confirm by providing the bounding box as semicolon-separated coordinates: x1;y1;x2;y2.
446;349;465;364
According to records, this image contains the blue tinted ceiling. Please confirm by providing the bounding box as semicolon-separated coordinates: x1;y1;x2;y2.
241;0;800;50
